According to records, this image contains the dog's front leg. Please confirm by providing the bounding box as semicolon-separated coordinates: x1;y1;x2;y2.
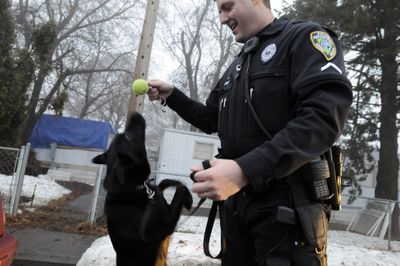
165;186;193;232
139;189;170;242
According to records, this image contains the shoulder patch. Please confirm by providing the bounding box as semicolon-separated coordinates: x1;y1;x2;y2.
310;31;336;61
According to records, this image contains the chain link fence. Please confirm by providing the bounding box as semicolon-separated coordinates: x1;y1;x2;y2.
0;144;105;225
0;145;29;214
330;194;400;251
156;171;400;252
0;146;20;205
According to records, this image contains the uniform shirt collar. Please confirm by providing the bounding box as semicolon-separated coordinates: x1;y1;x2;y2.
235;17;290;58
257;16;290;37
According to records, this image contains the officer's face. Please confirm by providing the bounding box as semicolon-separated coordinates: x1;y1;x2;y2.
216;0;264;43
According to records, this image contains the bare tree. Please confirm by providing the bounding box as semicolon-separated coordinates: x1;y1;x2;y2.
148;0;238;136
65;26;133;120
13;0;144;144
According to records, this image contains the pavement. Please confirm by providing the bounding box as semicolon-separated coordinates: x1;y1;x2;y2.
11;227;98;266
10;188;106;266
9;186;210;266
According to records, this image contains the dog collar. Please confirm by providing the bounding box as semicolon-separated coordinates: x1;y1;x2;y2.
134;182;154;199
143;182;155;199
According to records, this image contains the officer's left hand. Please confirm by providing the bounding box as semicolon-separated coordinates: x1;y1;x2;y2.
191;159;248;201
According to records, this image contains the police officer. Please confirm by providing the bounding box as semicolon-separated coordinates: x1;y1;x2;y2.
148;0;352;265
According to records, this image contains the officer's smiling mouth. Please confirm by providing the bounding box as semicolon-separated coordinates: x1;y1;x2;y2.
228;22;238;34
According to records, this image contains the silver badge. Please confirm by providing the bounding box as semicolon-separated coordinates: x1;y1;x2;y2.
261;43;277;63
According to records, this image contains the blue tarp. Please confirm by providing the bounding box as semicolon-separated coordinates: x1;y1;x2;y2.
29;114;116;150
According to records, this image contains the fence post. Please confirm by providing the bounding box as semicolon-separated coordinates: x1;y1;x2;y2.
88;164;104;223
11;143;31;216
387;201;393;251
8;146;24;214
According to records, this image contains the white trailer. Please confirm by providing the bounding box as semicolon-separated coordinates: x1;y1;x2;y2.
155;128;220;188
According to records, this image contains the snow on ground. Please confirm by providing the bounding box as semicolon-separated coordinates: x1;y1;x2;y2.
0;174;71;207
77;215;400;266
1;174;400;266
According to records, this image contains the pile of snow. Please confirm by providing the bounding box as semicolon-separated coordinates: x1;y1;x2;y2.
76;216;222;266
77;216;400;266
0;174;71;207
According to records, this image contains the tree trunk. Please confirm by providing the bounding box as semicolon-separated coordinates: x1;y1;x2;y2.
375;34;399;238
17;64;48;145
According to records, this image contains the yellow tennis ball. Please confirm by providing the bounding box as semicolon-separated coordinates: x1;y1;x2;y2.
132;79;149;95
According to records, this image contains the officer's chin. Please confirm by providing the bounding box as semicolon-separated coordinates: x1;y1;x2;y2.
235;35;246;44
233;31;246;43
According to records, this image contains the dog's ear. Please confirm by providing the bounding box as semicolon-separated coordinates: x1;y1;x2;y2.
92;152;107;164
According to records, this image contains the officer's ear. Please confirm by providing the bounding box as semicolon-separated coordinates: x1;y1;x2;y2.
253;0;271;10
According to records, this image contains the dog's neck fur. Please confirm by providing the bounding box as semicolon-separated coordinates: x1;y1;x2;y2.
136;181;155;199
106;182;154;207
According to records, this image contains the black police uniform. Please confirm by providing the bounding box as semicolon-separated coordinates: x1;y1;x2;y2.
165;17;353;266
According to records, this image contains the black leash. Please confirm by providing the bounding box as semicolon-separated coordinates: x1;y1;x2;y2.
204;200;224;258
189;160;225;259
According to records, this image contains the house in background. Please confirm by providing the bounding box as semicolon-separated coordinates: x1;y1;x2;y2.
29;114;116;184
154;128;220;188
342;150;400;205
331;151;400;238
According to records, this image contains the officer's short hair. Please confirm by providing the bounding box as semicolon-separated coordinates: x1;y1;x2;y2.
213;0;271;9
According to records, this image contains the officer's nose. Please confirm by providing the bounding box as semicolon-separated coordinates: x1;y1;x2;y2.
219;12;229;25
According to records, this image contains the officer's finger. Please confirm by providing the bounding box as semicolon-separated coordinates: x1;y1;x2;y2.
147;88;159;101
190;159;215;172
197;191;216;199
192;168;212;182
191;159;216;182
189;163;204;182
190;163;204;173
192;181;205;193
147;79;162;88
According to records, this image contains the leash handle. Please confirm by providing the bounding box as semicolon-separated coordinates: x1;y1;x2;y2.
192;160;225;259
188;160;211;215
189;160;211;181
203;201;225;259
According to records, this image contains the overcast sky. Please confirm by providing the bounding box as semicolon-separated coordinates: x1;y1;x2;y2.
149;0;293;81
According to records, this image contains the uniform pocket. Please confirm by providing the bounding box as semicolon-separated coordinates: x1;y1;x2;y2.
295;203;329;251
217;90;230;139
241;68;291;136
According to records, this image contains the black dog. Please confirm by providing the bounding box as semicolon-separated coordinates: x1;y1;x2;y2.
92;112;192;266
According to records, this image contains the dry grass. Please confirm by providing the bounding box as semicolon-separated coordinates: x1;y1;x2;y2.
45;193;77;210
6;209;108;235
6;181;108;236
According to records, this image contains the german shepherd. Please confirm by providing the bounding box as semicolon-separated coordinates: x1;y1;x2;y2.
92;112;192;266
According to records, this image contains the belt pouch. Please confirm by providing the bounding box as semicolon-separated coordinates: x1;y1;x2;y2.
295;203;328;251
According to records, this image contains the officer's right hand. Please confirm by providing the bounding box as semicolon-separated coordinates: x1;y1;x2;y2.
191;159;248;201
147;79;174;101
